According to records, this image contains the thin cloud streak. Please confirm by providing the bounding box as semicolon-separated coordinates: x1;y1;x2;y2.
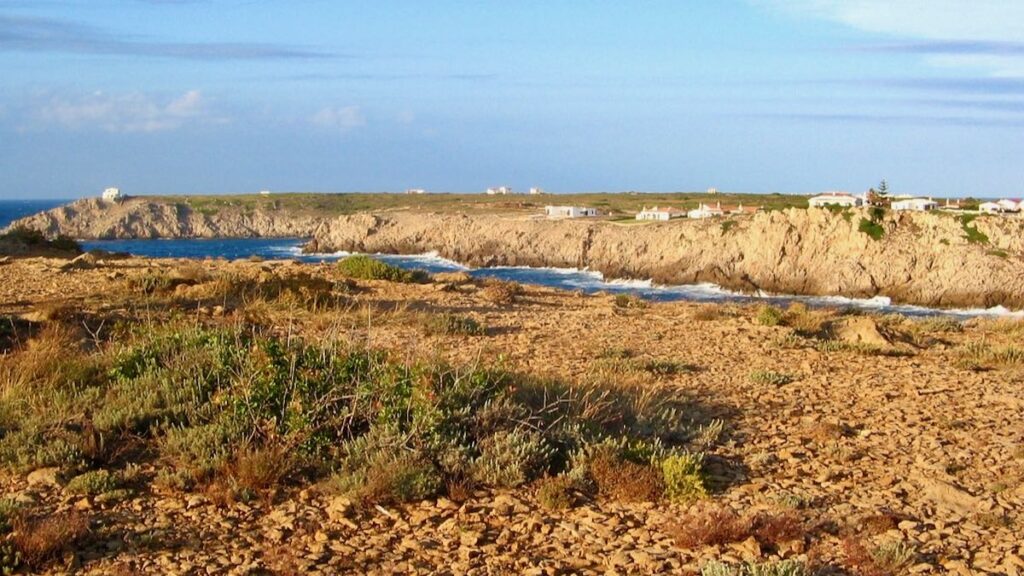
749;112;1024;127
858;40;1024;56
0;14;333;60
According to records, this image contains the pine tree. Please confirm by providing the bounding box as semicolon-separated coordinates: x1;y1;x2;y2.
877;180;889;197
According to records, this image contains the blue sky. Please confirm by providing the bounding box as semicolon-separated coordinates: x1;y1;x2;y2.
1;0;1023;199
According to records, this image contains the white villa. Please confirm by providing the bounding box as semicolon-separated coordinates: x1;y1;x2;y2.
259;190;272;196
529;187;544;195
636;206;686;221
688;202;759;219
808;192;864;208
981;199;1023;213
545;205;599;218
486;186;513;195
102;187;123;201
406;188;426;195
891;197;939;212
687;203;726;219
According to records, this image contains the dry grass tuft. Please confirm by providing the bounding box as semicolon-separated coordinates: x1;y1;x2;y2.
12;511;90;569
588;452;664;502
480;280;523;306
673;507;805;550
673;507;751;548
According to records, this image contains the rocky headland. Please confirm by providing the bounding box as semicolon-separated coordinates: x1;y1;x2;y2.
309;209;1024;309
10;197;1024;309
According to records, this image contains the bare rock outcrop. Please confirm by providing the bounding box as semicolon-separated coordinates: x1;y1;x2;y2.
8;197;322;240
309;209;1024;309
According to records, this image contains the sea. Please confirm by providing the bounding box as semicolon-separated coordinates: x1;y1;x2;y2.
1;199;1019;318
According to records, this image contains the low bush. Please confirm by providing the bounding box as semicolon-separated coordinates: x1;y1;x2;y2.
64;469;120;496
1;319;713;508
701;560;807;576
756;306;785;327
535;475;577;510
661;452;708;503
613;293;648;310
480;280;522;305
337;255;429;283
421;314;486;336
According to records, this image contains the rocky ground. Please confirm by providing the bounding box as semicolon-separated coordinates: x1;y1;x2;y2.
0;255;1022;575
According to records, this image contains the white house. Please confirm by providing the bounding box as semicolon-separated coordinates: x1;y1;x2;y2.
259;190;272;196
545;205;599;218
707;187;719;195
406;188;426;195
997;199;1022;212
808;192;863;208
529;187;544;195
636;206;686;221
891;197;939;212
486;186;513;195
102;187;123;201
981;199;1023;213
687;202;726;219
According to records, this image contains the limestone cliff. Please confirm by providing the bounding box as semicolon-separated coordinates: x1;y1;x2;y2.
308;210;1024;309
7;198;322;239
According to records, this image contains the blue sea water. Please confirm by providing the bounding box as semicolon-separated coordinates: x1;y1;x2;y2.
0;199;69;228
2;200;1019;318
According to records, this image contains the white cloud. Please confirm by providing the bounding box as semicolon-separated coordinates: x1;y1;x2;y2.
310;105;366;133
757;0;1024;76
32;89;220;133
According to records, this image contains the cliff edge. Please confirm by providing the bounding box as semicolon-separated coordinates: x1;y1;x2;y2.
308;209;1024;309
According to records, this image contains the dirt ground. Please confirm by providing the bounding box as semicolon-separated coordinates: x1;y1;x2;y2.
0;256;1022;575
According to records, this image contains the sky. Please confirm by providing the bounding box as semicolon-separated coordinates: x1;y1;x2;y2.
1;0;1023;199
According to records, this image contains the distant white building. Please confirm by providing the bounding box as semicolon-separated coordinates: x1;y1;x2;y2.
707;187;719;195
997;199;1022;212
636;206;686;221
529;187;544;195
891;197;939;212
808;192;864;208
406;188;426;195
688;202;726;219
687;202;759;219
102;187;123;201
486;186;513;195
259;190;272;196
545;205;599;218
981;199;1023;213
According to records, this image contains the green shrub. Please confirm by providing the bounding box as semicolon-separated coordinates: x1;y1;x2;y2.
749;370;793;385
720;220;737;233
472;429;553;488
337;255;429;283
756;306;785;326
661;453;708;503
613;294;648;309
1;322;699;504
858;218;884;241
422;314;485;336
702;561;807;576
536;475;577;510
64;469;119;496
958;214;989;245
